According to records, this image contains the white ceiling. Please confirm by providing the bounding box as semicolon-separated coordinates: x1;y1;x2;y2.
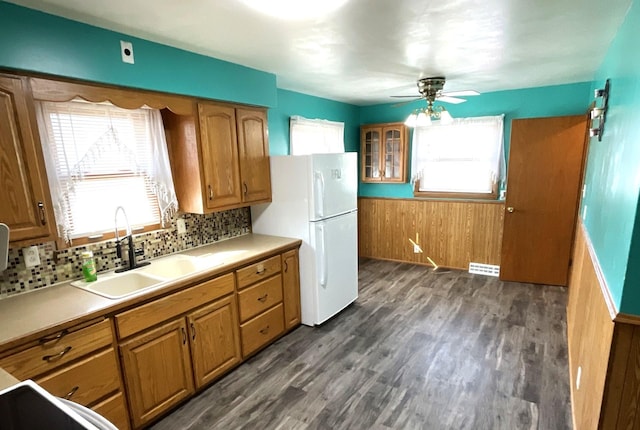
7;0;632;105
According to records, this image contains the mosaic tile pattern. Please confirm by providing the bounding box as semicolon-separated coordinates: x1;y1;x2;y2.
0;208;251;298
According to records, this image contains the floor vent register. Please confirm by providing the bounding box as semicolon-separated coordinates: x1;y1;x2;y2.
468;262;500;277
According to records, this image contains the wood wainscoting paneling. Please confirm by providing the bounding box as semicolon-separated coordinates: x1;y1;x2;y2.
567;220;640;429
358;197;504;269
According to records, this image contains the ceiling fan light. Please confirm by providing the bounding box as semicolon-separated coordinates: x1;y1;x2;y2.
415;111;432;126
404;112;418;127
440;108;453;125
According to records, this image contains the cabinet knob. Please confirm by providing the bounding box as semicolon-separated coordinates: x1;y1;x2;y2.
507;206;515;213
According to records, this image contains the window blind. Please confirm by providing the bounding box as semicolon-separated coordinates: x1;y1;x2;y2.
37;100;165;241
290;116;345;155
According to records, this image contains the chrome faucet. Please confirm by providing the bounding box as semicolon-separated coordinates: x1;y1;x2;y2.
114;206;149;273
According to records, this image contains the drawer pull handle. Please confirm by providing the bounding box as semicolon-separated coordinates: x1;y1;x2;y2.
257;294;268;303
256;264;266;275
182;327;187;345
38;201;47;225
259;325;270;335
42;346;72;362
191;322;196;340
64;386;79;400
39;329;69;344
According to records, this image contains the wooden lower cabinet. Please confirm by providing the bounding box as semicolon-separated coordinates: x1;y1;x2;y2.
282;249;301;330
92;392;131;430
188;295;241;389
119;319;194;428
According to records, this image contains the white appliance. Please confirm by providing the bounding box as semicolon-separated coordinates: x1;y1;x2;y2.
251;152;358;326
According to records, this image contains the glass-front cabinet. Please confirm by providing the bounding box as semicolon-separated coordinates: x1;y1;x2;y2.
360;122;408;183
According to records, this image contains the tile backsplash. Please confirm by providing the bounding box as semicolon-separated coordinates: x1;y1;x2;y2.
0;208;251;298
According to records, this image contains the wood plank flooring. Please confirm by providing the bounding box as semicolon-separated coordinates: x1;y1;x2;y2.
150;259;572;430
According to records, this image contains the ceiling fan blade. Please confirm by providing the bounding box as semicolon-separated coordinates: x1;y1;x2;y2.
436;95;467;104
441;90;480;97
392;98;421;108
390;95;422;99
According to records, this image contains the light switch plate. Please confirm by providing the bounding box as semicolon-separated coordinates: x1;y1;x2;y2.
23;246;40;268
176;218;187;235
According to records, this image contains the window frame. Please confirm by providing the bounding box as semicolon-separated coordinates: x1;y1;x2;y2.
411;115;504;200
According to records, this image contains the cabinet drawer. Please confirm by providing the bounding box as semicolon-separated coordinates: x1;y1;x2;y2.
92;392;130;430
240;303;284;357
237;274;283;322
116;273;235;339
0;319;112;380
236;255;281;289
36;348;120;406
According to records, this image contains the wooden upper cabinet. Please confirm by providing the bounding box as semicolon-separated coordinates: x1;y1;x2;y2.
236;108;271;204
165;102;271;214
0;74;55;243
198;103;243;210
361;123;408;183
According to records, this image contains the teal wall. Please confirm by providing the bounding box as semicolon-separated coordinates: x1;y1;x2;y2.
267;89;360;155
359;82;592;197
0;2;277;107
582;0;640;314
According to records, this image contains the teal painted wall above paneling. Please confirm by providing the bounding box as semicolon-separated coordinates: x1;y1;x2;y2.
581;0;640;314
358;82;592;198
0;2;277;107
267;89;360;155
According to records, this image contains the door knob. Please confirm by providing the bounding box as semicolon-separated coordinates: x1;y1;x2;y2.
507;206;514;213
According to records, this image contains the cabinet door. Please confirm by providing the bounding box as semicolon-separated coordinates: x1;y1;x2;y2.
198;103;242;210
187;295;241;389
282;249;301;330
381;125;407;182
236;108;271;204
0;75;54;242
119;319;194;428
361;126;381;182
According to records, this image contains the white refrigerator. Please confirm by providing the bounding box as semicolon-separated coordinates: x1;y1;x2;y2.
251;152;358;326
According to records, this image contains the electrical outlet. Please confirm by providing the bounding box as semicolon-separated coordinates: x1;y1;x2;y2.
120;40;135;64
176;218;187;235
23;246;40;268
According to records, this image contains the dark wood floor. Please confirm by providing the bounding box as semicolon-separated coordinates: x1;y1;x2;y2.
151;259;572;430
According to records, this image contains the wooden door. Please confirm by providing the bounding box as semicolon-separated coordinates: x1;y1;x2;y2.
500;115;587;285
187;295;241;389
198;103;242;210
0;75;54;242
282;249;301;329
236;108;271;204
119;319;194;428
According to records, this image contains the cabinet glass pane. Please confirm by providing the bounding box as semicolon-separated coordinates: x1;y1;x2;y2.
384;130;401;179
365;131;381;178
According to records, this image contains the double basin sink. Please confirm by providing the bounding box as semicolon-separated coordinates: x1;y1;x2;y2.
71;250;246;299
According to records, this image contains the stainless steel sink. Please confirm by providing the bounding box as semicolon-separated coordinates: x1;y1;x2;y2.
71;271;165;299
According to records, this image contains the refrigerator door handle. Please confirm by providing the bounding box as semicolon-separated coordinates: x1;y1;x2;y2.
314;171;325;219
318;224;328;288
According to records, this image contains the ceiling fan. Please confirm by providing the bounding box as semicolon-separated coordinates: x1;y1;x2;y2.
393;77;480;126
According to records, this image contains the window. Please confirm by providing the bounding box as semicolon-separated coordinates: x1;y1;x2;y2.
36;100;178;243
411;115;505;199
289;116;345;155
